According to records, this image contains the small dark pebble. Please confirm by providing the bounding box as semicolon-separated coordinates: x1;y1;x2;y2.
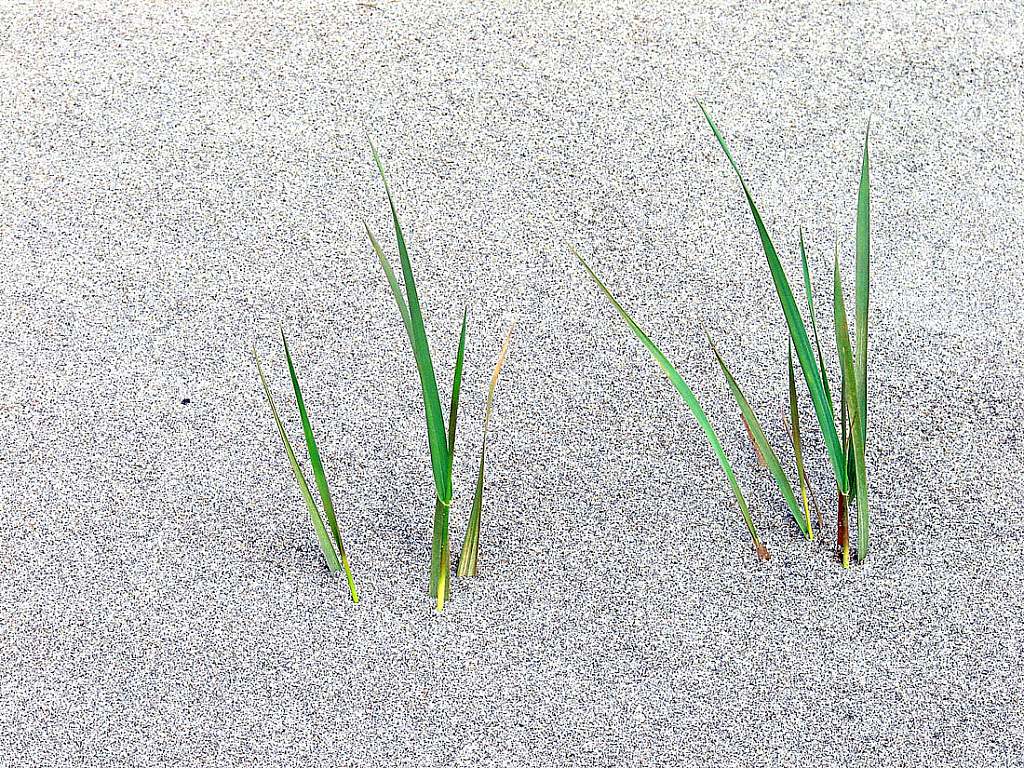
181;398;191;405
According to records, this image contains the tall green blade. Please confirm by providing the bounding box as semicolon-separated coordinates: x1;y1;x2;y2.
446;308;469;473
365;220;412;338
854;125;871;560
458;321;515;578
577;248;769;561
369;140;451;505
834;254;868;566
429;308;467;609
282;331;358;600
800;229;833;412
707;333;810;539
698;102;847;495
253;346;343;576
788;342;814;537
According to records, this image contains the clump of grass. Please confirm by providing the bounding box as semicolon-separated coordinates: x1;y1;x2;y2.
697;101;871;566
254;331;358;601
577;107;872;566
366;143;514;608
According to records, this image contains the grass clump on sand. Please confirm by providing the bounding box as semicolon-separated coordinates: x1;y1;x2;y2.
254;332;359;600
579;105;872;566
366;142;514;609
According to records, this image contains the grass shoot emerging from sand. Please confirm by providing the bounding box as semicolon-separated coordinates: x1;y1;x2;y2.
254;332;358;601
366;142;513;608
698;102;871;566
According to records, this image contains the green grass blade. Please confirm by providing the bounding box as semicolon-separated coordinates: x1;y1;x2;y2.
365;220;412;338
577;248;768;561
369;140;451;505
446;307;469;473
854;124;871;560
800;229;833;411
457;320;515;578
281;331;358;600
707;332;810;539
834;253;868;565
253;345;343;575
788;342;814;538
698;102;847;495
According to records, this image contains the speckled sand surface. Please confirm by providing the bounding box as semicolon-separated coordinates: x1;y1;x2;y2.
1;1;1022;766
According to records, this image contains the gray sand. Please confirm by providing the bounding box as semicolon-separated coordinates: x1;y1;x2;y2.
1;1;1022;765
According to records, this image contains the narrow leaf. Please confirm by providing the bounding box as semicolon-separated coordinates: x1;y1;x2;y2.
253;345;343;575
577;248;768;561
854;124;871;560
282;331;358;600
369;140;451;505
834;253;868;566
365;220;412;338
787;342;815;538
446;307;469;475
707;332;810;539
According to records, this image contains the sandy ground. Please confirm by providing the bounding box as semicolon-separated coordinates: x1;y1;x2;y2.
1;1;1022;765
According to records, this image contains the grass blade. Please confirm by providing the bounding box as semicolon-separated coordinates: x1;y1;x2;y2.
787;342;816;537
369;140;451;506
457;320;515;578
282;331;358;600
447;307;469;471
368;142;454;607
706;332;810;539
577;247;769;561
365;220;412;338
698;101;847;495
833;252;867;568
253;346;344;576
431;307;467;609
854;124;871;560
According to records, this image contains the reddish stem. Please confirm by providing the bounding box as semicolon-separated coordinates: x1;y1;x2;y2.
837;492;848;557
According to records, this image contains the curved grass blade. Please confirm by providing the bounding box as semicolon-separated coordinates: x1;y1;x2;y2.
706;332;810;539
834;253;867;568
429;308;468;609
365;220;412;337
854;124;871;560
369;140;451;506
577;247;768;561
698;101;847;495
457;320;515;578
447;307;469;471
282;331;358;601
253;346;344;576
368;142;455;608
787;342;816;537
